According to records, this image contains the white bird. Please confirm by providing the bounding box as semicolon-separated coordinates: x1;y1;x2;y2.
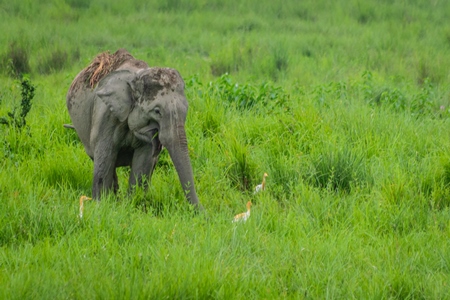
232;201;252;223
254;172;268;193
79;195;92;218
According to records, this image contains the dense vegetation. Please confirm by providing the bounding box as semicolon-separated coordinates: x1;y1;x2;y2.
1;0;449;298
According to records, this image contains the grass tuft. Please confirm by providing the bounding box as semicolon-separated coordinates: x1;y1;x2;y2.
223;132;256;192
37;49;69;75
2;41;30;78
307;147;370;193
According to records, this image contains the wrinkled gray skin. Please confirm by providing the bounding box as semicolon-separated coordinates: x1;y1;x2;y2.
66;54;201;209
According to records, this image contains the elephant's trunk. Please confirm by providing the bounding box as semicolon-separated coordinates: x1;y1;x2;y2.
164;124;201;209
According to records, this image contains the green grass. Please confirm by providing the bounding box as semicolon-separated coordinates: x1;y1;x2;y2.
1;0;450;298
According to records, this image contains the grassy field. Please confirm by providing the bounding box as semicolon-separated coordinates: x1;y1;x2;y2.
1;0;450;298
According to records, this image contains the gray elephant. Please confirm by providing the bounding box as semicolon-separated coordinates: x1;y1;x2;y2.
66;49;202;209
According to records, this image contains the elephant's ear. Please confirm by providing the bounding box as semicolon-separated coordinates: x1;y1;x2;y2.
95;70;142;122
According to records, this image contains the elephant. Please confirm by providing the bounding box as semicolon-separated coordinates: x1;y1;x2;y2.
66;49;202;209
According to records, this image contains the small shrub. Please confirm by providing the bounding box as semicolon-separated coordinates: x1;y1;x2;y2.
376;88;407;112
0;76;36;130
362;72;403;110
207;73;290;111
312;84;332;107
362;71;436;116
313;81;349;107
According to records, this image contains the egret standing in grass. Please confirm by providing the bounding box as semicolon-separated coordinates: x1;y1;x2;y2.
254;172;268;193
233;201;252;223
79;195;92;218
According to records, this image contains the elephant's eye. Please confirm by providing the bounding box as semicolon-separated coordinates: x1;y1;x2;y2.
154;107;161;115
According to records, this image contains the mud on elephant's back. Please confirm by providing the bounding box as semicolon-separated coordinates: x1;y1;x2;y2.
69;48;148;92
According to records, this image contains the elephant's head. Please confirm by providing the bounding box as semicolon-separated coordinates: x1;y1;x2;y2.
95;68;200;208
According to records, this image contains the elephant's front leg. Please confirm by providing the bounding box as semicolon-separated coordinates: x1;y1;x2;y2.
92;143;118;199
129;140;162;190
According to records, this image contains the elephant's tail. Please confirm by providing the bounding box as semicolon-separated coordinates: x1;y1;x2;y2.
63;124;75;129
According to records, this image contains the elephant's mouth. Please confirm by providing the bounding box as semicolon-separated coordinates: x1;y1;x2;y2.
134;127;158;144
